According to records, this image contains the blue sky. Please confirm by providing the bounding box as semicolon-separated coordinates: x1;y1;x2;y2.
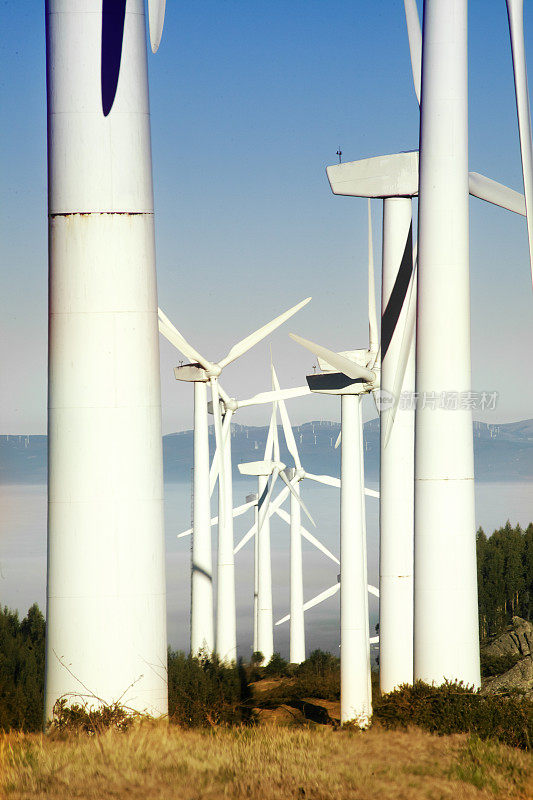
1;0;532;434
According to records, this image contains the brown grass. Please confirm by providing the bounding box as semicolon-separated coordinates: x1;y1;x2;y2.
1;724;532;800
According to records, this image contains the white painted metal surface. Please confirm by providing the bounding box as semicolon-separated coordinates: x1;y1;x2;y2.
45;0;167;719
256;474;274;664
379;197;415;693
191;382;214;655
287;469;305;664
415;0;480;688
216;411;237;662
340;395;371;726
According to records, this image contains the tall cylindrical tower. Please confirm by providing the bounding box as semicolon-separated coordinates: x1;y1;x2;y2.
288;469;305;664
256;474;274;664
379;197;415;693
191;382;214;655
415;0;480;687
45;0;167;720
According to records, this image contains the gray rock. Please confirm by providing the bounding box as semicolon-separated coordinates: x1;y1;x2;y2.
482;656;533;697
482;617;532;659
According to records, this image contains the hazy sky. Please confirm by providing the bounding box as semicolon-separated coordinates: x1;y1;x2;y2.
1;0;532;435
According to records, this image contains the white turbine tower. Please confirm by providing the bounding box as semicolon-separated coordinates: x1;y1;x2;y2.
45;0;168;720
415;0;480;687
158;298;310;661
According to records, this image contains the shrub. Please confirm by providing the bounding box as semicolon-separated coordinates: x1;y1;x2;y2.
374;681;532;750
49;698;140;735
168;650;254;727
263;653;290;678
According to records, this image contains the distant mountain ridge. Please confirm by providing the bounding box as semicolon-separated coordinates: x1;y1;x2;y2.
1;419;532;484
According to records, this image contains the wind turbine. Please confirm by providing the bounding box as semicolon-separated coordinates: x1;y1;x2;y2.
324;1;528;692
270;361;380;663
45;0;169;719
158;297;310;661
237;394;315;664
173;381;312;657
289;234;381;726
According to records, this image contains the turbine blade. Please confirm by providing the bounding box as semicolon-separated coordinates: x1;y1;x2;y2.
257;469;279;534
263;402;277;461
217;298;311;369
304;472;341;489
506;0;533;288
236;385;311;409
177;499;255;539
368;199;379;357
368;584;380;598
271;364;302;471
234;524;255;554
148;0;166;53
364;488;380;499
278;469;315;527
289;334;375;382
209;407;232;496
334;430;341;449
403;0;422;104
158;308;212;371
275;585;339;625
274;507;338;564
384;255;417;447
210;378;227;526
468;172;525;216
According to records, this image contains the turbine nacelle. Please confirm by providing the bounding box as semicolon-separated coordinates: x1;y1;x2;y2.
327;151;419;199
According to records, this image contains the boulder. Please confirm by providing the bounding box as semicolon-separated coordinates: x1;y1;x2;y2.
482;617;532;659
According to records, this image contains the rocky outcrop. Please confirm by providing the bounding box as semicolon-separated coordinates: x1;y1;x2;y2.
483;617;532;660
481;617;533;697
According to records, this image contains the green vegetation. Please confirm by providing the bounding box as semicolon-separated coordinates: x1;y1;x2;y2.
477;521;533;638
374;681;533;751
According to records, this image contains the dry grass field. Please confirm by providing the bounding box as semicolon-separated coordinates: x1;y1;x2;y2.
1;723;532;800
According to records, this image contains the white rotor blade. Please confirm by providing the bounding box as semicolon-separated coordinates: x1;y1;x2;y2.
217;298;311;370
276;582;379;625
278;469;315;527
334;430;341;449
210;378;226;523
158;309;212;371
263;401;277;462
365;488;380;499
276;584;340;625
368;199;379;358
304;472;340;488
274;506;338;564
209;410;233;496
177;499;255;538
272;402;281;464
403;0;422;104
237;385;311;409
257;469;279;535
506;0;533;288
383;255;418;448
290;334;375;383
468;173;525;217
148;0;166;53
370;636;379;645
271;364;302;471
234;524;256;554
